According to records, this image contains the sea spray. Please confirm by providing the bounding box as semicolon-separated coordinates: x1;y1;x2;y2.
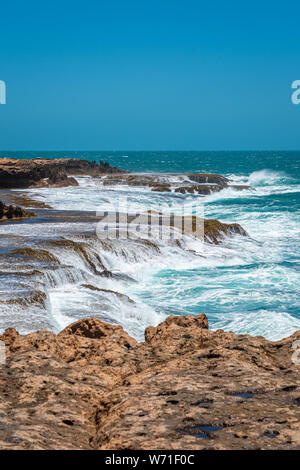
1;151;299;341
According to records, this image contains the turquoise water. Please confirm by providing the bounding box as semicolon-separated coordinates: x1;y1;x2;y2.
1;151;299;339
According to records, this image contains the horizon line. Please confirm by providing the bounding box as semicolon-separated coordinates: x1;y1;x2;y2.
0;149;300;153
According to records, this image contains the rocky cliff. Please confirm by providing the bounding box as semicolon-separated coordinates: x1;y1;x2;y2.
0;315;299;450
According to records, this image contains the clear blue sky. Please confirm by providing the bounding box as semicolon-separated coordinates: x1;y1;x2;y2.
0;0;300;150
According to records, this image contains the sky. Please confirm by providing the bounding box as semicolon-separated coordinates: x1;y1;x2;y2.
0;0;300;150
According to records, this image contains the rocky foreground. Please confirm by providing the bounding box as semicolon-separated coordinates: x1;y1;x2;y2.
0;315;299;450
0;158;126;189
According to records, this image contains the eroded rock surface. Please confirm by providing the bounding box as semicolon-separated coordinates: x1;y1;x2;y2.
175;184;250;195
0;315;299;450
203;219;248;243
187;173;229;185
0;201;35;221
0;158;125;189
101;173;251;195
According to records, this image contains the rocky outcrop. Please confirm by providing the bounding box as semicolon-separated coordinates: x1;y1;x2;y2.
149;182;172;192
102;174;162;187
187;173;229;185
175;184;227;195
0;158;125;189
0;315;299;450
0;201;35;221
102;173;230;188
101;173;251;195
204;219;248;243
175;184;250;195
0;159;250;194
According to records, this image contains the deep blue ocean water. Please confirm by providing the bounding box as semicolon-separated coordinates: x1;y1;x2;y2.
0;151;299;340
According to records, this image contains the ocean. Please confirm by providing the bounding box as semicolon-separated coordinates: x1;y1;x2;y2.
0;151;299;340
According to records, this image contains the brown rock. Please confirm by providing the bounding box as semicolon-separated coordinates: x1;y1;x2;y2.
149;182;172;192
0;158;125;189
204;219;248;243
187;173;229;185
101;173;251;195
175;184;227;195
145;314;208;344
0;315;299;450
0;327;19;346
0;201;35;221
60;317;129;340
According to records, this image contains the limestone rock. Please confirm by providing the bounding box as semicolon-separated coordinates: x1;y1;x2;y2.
0;315;299;450
0;201;35;221
0;158;125;189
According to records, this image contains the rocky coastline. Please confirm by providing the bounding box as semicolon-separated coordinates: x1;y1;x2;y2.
101;172;251;195
0;201;35;222
1;157;297;450
0;158;126;189
0;315;299;450
0;157;250;195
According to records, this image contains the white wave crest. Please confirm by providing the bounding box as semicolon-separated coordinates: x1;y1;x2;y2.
248;169;288;187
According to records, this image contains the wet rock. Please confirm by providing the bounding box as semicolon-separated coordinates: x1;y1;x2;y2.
204;219;248;243
187;173;229;185
102;174;158;187
10;248;59;263
0;201;35;221
175;184;227;195
175;184;251;195
80;284;135;303
102;173;230;187
172;216;247;243
0;315;299;449
0;290;47;307
0;158;125;189
102;211;248;245
231;185;252;191
47;239;106;274
0;193;52;209
0;327;19;346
